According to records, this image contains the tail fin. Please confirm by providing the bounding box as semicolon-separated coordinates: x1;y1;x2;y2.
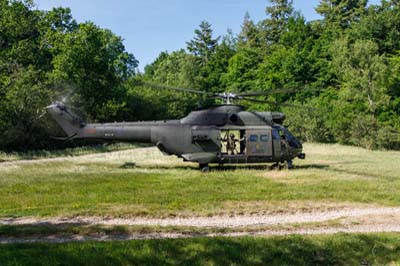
46;102;86;138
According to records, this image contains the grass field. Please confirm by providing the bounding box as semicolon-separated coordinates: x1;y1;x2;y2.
0;143;399;218
1;233;400;266
1;143;400;265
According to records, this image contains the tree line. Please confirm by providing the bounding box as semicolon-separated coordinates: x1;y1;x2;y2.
0;0;399;151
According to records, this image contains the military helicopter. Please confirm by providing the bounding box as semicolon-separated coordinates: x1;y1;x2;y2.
47;83;306;172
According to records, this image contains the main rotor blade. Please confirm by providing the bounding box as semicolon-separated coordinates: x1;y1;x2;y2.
237;87;322;97
240;96;316;110
140;81;214;96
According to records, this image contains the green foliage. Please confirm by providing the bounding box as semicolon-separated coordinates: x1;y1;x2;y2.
132;50;200;119
0;67;52;150
0;0;137;150
238;12;260;49
316;0;367;28
49;22;138;121
350;2;400;53
262;0;294;43
1;0;400;151
331;38;389;114
223;47;262;91
283;95;334;143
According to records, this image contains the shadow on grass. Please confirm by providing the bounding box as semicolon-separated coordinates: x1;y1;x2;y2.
133;164;199;170
297;159;393;180
295;160;370;170
325;167;397;180
293;164;330;170
121;160;382;177
131;164;273;171
131;163;331;172
0;223;131;238
1;234;400;265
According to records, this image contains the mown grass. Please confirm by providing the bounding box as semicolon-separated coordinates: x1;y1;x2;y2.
1;233;400;266
0;143;400;218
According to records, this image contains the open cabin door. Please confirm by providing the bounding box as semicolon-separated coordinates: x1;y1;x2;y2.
271;128;281;158
246;129;273;157
192;128;221;152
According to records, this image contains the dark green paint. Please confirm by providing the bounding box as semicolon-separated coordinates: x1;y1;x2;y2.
47;102;304;170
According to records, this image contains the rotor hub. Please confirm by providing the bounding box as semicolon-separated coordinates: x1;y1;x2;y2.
216;92;241;105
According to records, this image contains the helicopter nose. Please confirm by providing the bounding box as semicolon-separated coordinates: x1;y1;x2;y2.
46;103;56;110
298;153;306;159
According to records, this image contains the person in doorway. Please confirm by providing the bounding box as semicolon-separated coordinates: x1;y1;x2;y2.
226;133;238;155
280;130;288;151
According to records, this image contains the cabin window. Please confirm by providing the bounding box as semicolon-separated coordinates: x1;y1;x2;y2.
260;135;269;142
249;135;258;142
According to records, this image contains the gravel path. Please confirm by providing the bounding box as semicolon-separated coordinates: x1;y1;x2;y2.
1;207;400;228
2;206;400;244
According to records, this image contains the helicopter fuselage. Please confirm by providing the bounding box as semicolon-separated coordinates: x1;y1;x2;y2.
47;103;305;167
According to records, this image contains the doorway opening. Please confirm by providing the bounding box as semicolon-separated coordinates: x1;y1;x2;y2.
220;130;246;155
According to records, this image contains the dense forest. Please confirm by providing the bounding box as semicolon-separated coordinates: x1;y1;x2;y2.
0;0;399;151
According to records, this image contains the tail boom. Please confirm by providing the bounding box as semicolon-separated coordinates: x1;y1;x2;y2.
47;102;152;143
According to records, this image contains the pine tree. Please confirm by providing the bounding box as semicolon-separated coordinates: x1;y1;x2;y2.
316;0;367;28
186;21;220;65
238;12;260;48
263;0;294;43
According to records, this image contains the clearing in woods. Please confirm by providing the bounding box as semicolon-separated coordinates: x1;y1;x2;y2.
1;143;400;217
0;141;400;265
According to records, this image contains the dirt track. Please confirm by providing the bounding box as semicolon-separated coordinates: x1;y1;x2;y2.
2;207;400;243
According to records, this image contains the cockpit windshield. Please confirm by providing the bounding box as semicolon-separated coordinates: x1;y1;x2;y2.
283;128;302;149
273;126;302;149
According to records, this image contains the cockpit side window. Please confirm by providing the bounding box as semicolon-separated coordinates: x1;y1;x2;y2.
272;129;280;140
283;128;302;148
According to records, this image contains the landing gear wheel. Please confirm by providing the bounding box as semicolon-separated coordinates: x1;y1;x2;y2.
199;163;210;173
286;160;293;169
271;162;280;170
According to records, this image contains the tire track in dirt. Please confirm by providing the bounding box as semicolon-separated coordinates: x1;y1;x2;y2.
2;224;400;244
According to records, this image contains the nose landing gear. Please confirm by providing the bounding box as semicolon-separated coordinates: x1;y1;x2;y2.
271;160;293;170
287;160;293;169
199;163;210;173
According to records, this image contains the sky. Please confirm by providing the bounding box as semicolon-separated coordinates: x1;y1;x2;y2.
34;0;381;70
